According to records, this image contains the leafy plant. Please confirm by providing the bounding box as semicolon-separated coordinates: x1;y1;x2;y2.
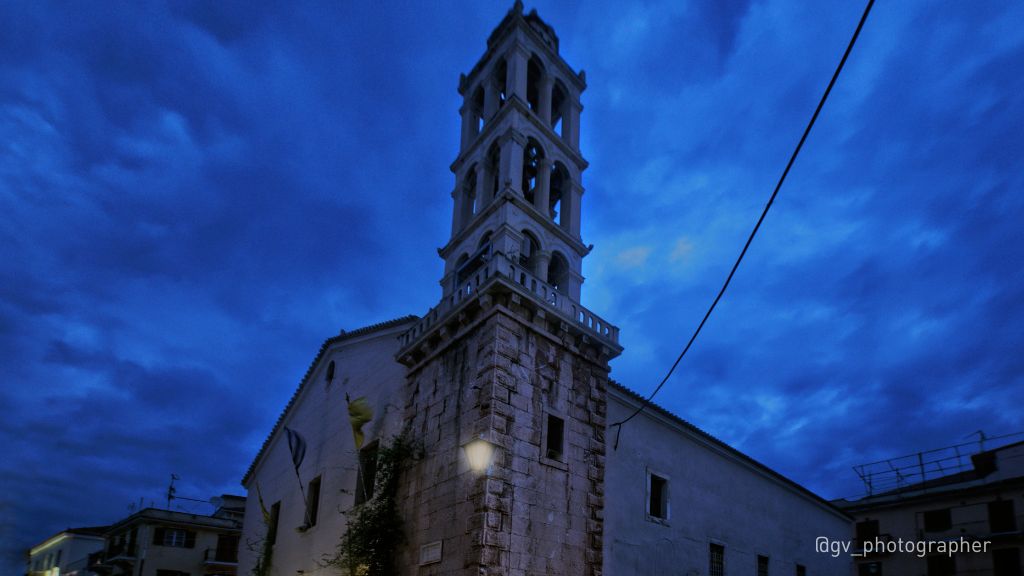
323;433;417;576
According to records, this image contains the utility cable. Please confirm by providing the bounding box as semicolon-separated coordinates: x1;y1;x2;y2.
610;0;876;450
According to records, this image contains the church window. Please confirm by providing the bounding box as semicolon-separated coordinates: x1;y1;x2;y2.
526;55;544;112
709;543;725;576
355;442;379;505
544;414;564;461
647;470;669;521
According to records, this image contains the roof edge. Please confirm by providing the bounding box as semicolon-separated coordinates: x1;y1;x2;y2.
607;381;852;522
240;315;418;485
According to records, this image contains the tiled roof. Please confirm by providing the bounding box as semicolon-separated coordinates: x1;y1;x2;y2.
240;315;418;485
607;380;849;518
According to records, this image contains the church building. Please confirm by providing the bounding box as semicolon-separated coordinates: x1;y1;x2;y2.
238;4;851;575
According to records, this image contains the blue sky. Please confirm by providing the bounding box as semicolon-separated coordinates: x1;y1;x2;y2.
2;0;1023;570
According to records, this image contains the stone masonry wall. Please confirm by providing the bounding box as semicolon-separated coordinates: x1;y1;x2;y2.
398;300;609;576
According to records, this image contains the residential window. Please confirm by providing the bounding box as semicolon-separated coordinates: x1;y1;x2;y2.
796;564;806;576
926;554;955;576
156;571;190;576
306;475;322;527
992;547;1021;576
214;534;239;563
545;414;565;461
355;442;379;505
757;554;769;576
647;471;669;521
989;499;1017;533
267;502;281;546
152;527;195;548
858;561;882;575
709;543;724;576
923;509;952;532
856;519;879;546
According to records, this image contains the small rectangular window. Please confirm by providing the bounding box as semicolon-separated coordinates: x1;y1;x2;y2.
214;534;239;563
796;564;806;576
856;519;880;546
992;547;1020;576
155;528;191;548
709;543;724;576
988;499;1016;533
923;508;952;532
267;502;281;546
926;554;955;576
355;443;379;505
306;475;322;527
545;414;565;461
647;472;668;520
858;562;883;575
758;555;769;576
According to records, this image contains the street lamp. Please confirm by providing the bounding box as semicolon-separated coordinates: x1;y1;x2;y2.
463;436;496;475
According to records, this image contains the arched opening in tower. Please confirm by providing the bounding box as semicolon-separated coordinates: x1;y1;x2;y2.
526;55;544;113
550;162;567;226
519;230;539;274
522;139;544;205
548;252;570;294
551;81;566;137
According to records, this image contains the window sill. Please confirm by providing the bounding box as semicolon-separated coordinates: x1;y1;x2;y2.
540;456;568;471
645;514;670;527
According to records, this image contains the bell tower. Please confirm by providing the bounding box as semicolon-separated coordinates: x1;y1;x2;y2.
396;4;620;575
440;0;588;305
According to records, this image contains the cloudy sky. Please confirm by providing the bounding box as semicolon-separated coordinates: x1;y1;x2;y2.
2;0;1023;569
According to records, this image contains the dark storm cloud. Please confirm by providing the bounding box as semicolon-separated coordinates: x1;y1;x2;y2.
2;0;1022;572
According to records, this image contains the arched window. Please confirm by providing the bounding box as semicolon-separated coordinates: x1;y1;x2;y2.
548;252;570;294
549;162;569;225
472;86;485;133
486;141;501;199
526;55;544;112
463;167;478;224
493;59;508;109
519;230;539;272
522;139;544;205
326;360;335;383
551;81;567;136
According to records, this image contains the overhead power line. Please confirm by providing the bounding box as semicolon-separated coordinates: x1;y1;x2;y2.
610;0;876;449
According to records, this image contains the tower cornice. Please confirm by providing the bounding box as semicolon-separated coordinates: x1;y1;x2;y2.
459;8;586;97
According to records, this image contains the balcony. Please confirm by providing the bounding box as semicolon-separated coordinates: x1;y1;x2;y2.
203;546;238;565
398;250;619;354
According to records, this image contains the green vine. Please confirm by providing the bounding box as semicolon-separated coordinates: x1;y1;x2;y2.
252;534;273;576
323;433;417;576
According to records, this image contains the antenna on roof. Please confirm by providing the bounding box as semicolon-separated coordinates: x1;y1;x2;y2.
967;430;987;452
166;473;179;510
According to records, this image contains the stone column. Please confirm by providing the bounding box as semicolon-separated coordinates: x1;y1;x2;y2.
535;250;551;282
451;186;465;235
499;131;526;197
508;45;530;104
535;158;552;217
562;179;583;238
459;103;477;151
538;75;554;126
484;79;498;120
564;99;582;149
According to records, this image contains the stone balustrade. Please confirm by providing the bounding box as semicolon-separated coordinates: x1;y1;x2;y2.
399;251;619;350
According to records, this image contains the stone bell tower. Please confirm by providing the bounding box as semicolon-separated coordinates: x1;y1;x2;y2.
395;3;621;574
